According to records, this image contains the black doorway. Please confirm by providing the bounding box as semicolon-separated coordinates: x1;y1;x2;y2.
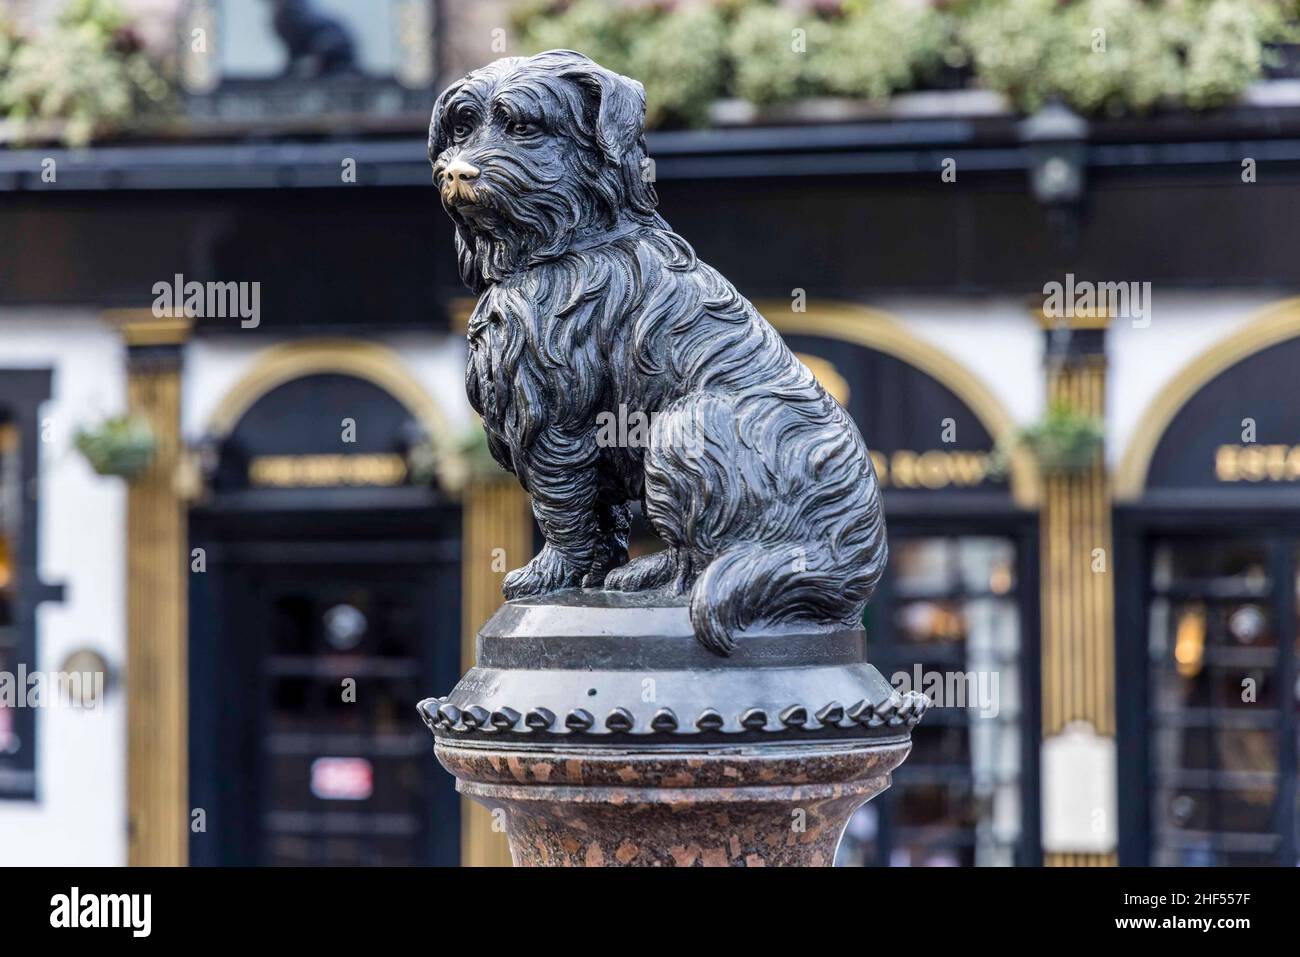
1116;504;1300;866
836;503;1042;867
189;499;462;865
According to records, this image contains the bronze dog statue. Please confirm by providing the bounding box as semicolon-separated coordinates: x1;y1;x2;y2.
430;50;887;655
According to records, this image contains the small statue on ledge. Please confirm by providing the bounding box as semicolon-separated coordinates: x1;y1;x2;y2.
429;50;886;656
267;0;357;79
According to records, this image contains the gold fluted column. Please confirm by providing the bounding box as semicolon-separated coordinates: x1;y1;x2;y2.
460;478;533;866
1038;313;1117;867
109;311;193;867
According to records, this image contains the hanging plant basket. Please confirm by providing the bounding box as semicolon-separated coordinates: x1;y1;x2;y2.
1015;400;1104;476
74;415;157;479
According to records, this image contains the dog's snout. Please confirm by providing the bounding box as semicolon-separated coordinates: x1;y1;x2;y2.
440;159;480;187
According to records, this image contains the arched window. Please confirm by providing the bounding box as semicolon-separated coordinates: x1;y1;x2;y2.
1116;298;1300;866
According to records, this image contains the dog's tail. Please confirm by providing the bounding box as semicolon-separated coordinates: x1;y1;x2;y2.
690;535;884;656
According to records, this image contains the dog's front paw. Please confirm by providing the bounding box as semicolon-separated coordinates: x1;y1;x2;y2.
502;545;584;600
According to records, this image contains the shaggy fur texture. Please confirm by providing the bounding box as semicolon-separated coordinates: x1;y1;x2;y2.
430;50;887;655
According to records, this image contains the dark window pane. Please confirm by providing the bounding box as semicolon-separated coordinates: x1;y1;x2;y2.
1147;535;1293;866
839;533;1025;867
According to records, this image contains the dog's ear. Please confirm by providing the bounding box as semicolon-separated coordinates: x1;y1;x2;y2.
561;59;646;167
428;76;467;164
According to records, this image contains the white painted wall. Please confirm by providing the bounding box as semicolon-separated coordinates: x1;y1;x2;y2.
1107;291;1280;469
0;309;127;865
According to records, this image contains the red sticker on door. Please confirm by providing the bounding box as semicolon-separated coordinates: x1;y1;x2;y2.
310;756;374;801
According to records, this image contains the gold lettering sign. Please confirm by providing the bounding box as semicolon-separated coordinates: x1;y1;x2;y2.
869;449;997;490
1215;444;1300;482
248;454;409;488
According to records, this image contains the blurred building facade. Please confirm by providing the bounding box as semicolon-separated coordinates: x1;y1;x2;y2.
0;0;1299;867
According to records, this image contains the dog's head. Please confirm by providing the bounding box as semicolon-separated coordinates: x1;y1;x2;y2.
429;50;659;290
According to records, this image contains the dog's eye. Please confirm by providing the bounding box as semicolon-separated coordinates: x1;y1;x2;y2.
509;120;538;137
452;122;472;141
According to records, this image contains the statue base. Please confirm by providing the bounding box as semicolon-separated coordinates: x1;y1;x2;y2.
419;591;925;867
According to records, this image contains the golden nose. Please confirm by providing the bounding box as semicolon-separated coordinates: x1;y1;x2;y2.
441;159;480;187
